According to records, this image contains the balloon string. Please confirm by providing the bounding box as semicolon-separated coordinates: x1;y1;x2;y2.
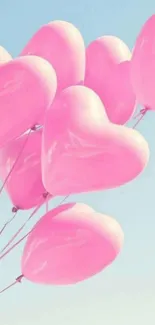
0;280;17;294
0;200;45;256
0;129;32;196
59;194;70;205
0;125;41;234
0;124;40;197
0;230;31;261
0;194;70;295
132;107;148;129
0;275;23;295
0;194;69;261
0;210;18;236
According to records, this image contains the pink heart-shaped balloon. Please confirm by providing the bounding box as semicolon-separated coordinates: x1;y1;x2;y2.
0;55;57;148
85;36;136;124
20;20;85;93
22;203;124;285
42;86;149;196
131;15;155;110
87;61;136;124
0;130;46;209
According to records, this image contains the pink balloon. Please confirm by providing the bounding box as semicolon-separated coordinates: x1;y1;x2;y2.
0;56;57;148
0;130;46;209
0;46;12;64
84;36;135;124
131;15;155;110
42;85;149;196
22;203;124;285
87;61;136;124
20;20;85;93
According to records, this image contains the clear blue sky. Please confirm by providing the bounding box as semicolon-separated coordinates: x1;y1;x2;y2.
0;0;155;324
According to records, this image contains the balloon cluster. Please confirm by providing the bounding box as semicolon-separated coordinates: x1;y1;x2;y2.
0;15;154;291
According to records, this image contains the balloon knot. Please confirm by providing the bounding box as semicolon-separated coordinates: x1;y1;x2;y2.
140;107;149;115
43;192;49;199
16;275;24;283
12;206;19;213
31;125;37;131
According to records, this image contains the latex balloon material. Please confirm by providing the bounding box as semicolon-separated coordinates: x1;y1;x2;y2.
0;46;12;64
21;203;124;285
20;20;85;93
86;61;136;124
0;130;46;210
42;85;149;196
85;36;134;124
131;15;155;110
0;56;57;147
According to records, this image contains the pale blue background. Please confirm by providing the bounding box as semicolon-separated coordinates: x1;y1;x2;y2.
0;0;155;324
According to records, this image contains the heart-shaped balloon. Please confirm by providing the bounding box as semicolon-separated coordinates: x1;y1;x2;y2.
0;46;12;64
86;61;136;124
20;20;85;93
0;130;46;210
84;36;135;124
42;86;149;196
131;15;155;110
21;203;124;285
0;55;57;148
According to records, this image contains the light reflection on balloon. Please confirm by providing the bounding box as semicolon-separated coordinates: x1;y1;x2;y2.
42;85;149;196
0;16;153;294
22;203;124;285
0;130;46;210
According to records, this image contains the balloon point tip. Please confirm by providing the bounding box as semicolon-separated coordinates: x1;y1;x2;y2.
12;206;19;213
16;275;24;283
43;192;49;198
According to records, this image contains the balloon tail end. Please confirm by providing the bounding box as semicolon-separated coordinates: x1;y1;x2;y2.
16;275;24;283
12;206;19;213
133;107;148;129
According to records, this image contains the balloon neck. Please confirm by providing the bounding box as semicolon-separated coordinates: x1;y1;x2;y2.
31;125;37;131
12;206;19;213
144;106;149;112
140;107;149;115
43;191;49;199
31;124;42;131
16;275;24;283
